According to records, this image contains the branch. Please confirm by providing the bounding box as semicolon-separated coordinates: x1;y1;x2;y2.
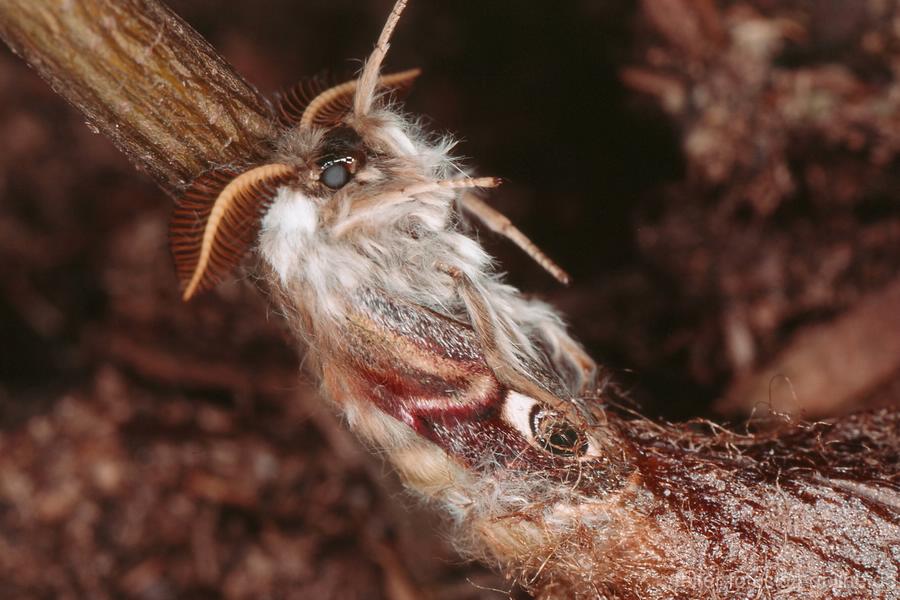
0;0;275;195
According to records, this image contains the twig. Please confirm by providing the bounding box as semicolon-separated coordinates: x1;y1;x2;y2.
0;0;275;195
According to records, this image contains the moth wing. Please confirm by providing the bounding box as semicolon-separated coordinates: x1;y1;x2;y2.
169;164;295;300
275;68;421;129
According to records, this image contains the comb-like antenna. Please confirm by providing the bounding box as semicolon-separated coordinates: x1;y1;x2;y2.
283;69;420;129
354;0;408;117
171;163;295;301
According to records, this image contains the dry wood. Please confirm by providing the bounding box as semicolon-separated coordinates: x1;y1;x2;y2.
0;0;275;195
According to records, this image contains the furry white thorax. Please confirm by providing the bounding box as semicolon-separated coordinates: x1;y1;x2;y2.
258;183;490;329
258;108;577;384
259;189;319;282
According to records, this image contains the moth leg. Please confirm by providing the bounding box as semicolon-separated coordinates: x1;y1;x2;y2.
460;191;571;285
533;314;598;396
435;263;578;419
334;177;499;237
458;192;592;390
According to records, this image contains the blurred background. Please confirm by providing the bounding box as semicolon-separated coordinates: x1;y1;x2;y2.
1;0;899;597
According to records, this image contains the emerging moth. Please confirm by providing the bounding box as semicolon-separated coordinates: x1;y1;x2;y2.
169;0;598;419
169;2;900;598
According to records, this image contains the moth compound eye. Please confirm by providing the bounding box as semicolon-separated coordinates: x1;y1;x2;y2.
501;391;590;458
319;157;355;190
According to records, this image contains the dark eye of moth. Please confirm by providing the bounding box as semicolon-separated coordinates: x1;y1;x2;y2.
319;156;355;190
529;404;588;458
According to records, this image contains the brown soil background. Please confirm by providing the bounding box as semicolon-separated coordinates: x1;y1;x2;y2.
1;1;898;598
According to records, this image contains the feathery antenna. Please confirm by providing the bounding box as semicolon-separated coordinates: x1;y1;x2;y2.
354;0;408;117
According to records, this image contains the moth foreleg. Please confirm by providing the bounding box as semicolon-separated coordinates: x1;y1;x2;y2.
435;262;579;419
531;315;598;396
460;191;571;285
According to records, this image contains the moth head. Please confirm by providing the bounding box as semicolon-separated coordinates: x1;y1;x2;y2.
169;0;433;300
170;0;556;301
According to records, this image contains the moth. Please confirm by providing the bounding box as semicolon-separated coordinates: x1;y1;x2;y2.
168;2;900;598
169;0;601;466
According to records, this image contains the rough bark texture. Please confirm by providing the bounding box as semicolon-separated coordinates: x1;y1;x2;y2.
0;0;274;194
488;407;900;599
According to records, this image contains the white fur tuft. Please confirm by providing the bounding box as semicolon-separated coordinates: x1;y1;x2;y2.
259;188;319;284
